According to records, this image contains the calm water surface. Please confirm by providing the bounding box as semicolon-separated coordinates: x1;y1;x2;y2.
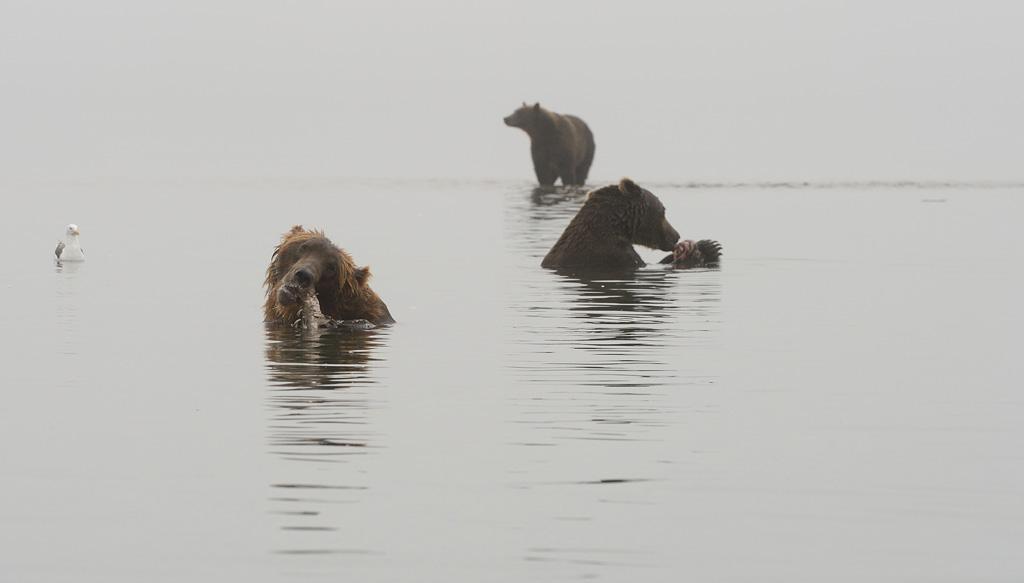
1;177;1023;581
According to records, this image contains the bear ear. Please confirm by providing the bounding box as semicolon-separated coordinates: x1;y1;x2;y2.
354;266;372;286
289;225;305;234
618;178;643;197
533;103;541;112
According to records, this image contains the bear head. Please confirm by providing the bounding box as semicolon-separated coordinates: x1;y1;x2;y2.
503;102;543;129
586;178;681;252
264;225;374;323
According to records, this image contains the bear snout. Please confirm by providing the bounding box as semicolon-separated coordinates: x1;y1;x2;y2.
291;266;316;288
662;220;681;251
277;264;319;306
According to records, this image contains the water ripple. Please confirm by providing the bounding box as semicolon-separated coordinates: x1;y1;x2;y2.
262;326;389;554
503;186;724;447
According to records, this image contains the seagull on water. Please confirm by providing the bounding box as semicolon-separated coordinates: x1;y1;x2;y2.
55;224;85;262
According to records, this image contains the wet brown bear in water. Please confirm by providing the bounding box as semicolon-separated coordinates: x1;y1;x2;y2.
263;226;394;326
504;102;595;187
541;178;681;270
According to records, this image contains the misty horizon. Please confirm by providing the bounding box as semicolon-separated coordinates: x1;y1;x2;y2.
3;2;1023;183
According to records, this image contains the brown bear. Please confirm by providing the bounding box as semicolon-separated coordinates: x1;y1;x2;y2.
541;178;681;270
263;226;395;326
504;102;595;187
659;240;723;269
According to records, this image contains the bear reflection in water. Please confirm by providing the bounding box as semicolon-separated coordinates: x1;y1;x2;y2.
544;269;721;357
530;185;586;207
563;270;679;314
264;325;383;390
264;325;387;459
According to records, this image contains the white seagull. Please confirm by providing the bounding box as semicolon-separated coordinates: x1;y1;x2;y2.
55;224;86;262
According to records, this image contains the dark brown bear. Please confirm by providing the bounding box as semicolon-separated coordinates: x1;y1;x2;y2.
264;226;395;326
659;240;723;269
504;102;595;187
541;178;680;270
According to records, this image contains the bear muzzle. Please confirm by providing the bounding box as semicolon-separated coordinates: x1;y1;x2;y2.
292;266;315;288
661;220;681;251
277;265;320;306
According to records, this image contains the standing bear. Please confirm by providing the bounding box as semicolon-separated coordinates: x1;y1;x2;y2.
504;102;595;187
264;226;395;327
541;178;681;270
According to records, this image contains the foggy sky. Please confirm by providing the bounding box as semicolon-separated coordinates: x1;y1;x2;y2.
2;1;1022;182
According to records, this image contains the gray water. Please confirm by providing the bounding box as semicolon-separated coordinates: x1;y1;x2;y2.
2;177;1023;581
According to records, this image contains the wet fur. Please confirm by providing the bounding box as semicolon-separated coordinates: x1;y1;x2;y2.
541;178;680;270
263;225;394;326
